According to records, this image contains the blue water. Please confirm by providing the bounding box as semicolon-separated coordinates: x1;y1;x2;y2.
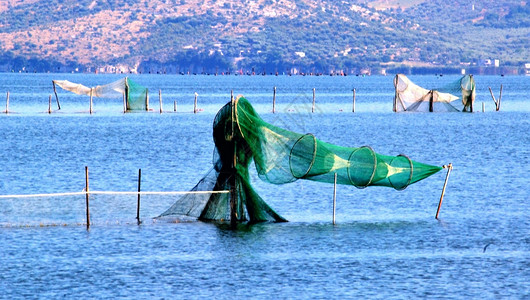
0;73;528;298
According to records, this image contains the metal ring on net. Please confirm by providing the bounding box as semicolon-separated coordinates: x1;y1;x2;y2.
289;133;317;179
347;146;377;189
388;154;413;190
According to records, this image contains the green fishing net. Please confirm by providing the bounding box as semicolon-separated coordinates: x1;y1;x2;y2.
125;78;149;111
159;97;442;223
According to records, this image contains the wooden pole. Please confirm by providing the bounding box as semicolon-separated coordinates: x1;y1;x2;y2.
312;88;315;113
352;88;356;113
124;77;129;112
488;87;496;104
497;84;503;111
488;87;499;111
137;169;141;225
429;90;434;112
333;173;337;225
85;166;90;229
52;81;61;110
145;89;149;111
159;89;163;113
273;86;276;113
194;92;198;114
482;102;485;113
48;95;52;114
5;91;9;113
89;88;93;114
435;163;452;220
123;91;127;113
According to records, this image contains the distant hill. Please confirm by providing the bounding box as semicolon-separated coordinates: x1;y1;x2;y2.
0;0;528;74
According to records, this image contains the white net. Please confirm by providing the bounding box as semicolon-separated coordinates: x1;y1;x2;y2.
393;74;475;112
52;78;149;110
53;78;126;98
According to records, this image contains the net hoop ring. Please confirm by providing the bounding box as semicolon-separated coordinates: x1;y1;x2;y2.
347;146;377;189
289;133;317;179
388;154;413;191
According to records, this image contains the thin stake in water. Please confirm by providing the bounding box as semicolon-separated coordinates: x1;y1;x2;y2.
436;163;452;219
159;89;163;113
312;88;316;113
89;88;93;114
333;173;337;225
52;81;61;110
273;86;276;113
137;169;142;224
194;92;198;113
5;91;9;114
352;88;356;113
85;166;90;229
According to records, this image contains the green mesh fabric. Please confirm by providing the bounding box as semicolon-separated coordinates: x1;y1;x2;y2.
394;74;476;112
159;97;442;224
459;75;476;111
125;78;149;111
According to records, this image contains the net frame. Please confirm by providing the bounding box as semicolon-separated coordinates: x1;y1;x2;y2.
289;133;318;179
347;146;377;189
388;154;414;191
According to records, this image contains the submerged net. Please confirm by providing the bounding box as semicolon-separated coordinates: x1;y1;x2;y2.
393;74;475;112
159;97;442;224
0;192;176;227
52;77;149;111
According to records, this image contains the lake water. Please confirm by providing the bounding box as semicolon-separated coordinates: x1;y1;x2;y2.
0;73;528;298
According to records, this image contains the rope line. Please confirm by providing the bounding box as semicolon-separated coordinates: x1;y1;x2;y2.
0;190;229;199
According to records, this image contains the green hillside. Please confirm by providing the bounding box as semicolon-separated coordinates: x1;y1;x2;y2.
0;0;527;74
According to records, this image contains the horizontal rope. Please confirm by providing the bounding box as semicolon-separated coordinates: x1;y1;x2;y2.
89;190;230;195
0;192;85;198
0;190;229;199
